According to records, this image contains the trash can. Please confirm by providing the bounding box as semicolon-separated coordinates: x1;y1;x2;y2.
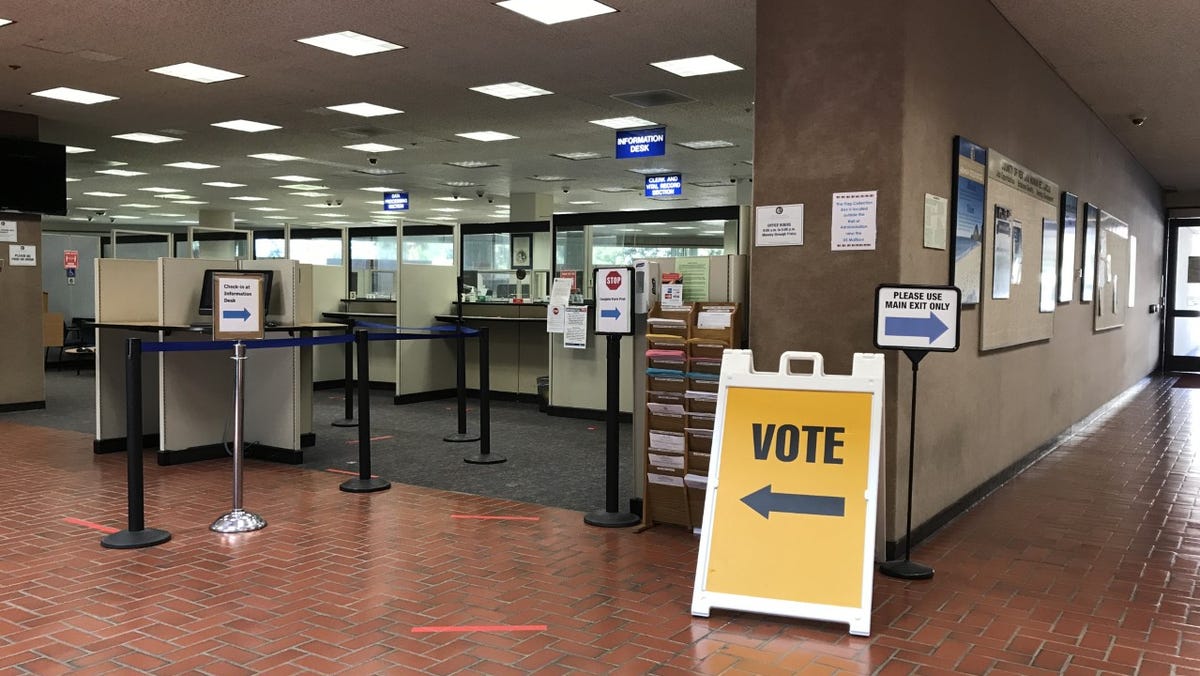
536;375;550;412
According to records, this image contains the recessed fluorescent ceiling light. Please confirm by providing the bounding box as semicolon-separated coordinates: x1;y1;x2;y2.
325;102;403;117
651;54;743;77
364;200;384;205
139;187;183;193
702;230;724;235
343;143;402;152
297;30;403;56
433;196;472;201
445;160;498;168
427;216;457;221
677;139;737;150
529;175;572;182
553;151;604;161
304;203;339;208
31;87;119;104
569;200;598;205
430;208;463;213
164;162;219;169
249;153;306;161
95;169;147;177
456;131;519;142
289;191;330;197
202;181;245;188
65;178;82;182
495;0;616;25
596;187;637;193
65;146;94;154
263;216;292;220
119;203;157;208
589;116;655;129
470;81;553;99
250;207;285;212
156;194;194;199
150;213;185;217
281;183;328;190
149;62;244;83
441;181;478;188
112;132;181;144
273;175;319;182
627;167;672;175
0;19;12;27
230;196;269;201
175;200;208;204
359;186;401;192
690;180;733;188
213;119;281;132
83;191;126;197
111;215;142;220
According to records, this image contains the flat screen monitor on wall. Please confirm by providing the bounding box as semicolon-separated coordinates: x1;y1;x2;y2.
198;269;274;317
0;137;67;216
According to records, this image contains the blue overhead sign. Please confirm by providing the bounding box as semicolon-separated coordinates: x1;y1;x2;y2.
383;191;409;211
616;127;666;159
645;174;682;197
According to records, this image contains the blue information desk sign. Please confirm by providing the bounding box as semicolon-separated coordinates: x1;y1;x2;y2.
383;191;409;212
645;174;682;197
615;127;666;159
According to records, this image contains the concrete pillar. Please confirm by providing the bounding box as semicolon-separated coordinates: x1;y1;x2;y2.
509;193;553;222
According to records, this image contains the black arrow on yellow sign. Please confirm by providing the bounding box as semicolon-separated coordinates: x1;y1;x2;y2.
741;485;845;519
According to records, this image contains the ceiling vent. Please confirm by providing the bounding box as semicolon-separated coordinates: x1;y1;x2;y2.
611;89;696;108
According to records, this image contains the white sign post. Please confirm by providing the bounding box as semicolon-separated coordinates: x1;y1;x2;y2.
593;267;633;336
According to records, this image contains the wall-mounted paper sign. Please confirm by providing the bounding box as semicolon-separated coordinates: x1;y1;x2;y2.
563;305;588;349
831;190;877;251
754;203;804;247
923;194;947;250
9;244;36;266
0;220;16;243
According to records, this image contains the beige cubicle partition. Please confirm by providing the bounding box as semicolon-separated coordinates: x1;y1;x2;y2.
94;258;160;449
397;263;457;397
310;264;347;384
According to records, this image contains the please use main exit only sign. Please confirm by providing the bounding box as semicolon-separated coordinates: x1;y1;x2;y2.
873;284;961;352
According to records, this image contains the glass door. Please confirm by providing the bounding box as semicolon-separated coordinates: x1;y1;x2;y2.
1165;220;1200;371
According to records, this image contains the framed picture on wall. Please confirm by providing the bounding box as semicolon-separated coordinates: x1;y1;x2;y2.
510;233;533;270
949;136;989;305
1080;202;1099;302
1058;191;1078;303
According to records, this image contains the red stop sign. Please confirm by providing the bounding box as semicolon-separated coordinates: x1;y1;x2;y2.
605;270;622;290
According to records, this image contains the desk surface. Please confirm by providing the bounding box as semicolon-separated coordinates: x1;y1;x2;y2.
434;314;546;323
322;311;395;320
94;321;345;332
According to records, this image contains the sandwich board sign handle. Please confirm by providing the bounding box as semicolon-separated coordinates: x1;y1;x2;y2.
691;349;885;636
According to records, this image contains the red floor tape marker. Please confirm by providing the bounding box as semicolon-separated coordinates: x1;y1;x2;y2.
325;468;380;478
64;517;119;534
451;514;541;522
346;435;394;445
412;624;547;634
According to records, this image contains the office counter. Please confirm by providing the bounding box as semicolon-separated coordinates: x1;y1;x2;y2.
435;302;548;396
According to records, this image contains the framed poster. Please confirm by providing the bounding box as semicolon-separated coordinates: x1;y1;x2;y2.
1058;192;1078;302
1080;202;1099;302
510;233;533;270
949;137;988;305
992;205;1013;300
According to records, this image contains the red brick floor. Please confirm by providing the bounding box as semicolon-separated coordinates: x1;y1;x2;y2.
0;376;1197;673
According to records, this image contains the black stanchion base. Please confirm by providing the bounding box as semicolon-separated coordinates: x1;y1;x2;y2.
100;528;172;550
443;432;480;443
879;559;934;580
331;418;358;427
464;453;507;465
584;510;640;528
339;477;392;493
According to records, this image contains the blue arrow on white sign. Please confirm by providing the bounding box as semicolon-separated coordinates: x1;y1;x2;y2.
884;313;948;342
222;307;251;321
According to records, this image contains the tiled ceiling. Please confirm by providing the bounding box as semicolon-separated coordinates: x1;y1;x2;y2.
0;1;756;229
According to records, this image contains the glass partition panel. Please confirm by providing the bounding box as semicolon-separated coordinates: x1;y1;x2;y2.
590;221;727;265
401;225;454;265
350;227;398;300
110;229;173;260
460;223;551;302
287;227;344;266
253;229;286;259
188;227;251;260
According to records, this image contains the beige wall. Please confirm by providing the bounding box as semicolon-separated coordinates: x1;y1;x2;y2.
754;0;1164;545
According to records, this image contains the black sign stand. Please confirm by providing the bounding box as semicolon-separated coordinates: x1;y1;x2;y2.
584;333;639;528
879;348;934;580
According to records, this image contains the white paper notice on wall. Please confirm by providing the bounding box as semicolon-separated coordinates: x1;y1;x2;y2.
831;190;878;251
563;305;588;349
0;221;16;243
9;244;36;266
754;203;804;247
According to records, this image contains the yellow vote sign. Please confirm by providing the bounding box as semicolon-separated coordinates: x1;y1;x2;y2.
692;350;884;636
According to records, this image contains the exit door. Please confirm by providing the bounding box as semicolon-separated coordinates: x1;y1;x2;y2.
1164;220;1200;371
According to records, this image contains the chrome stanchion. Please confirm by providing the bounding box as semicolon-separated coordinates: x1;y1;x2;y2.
211;341;266;533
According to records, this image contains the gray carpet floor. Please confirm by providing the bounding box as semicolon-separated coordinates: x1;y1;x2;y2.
6;368;636;515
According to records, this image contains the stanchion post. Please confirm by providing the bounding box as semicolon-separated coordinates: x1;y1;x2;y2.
465;326;505;464
880;349;934;579
102;338;171;549
445;283;479;443
585;333;638;527
342;328;391;492
332;320;357;427
211;341;267;533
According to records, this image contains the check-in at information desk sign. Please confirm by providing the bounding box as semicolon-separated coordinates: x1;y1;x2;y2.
692;350;884;636
213;272;266;341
